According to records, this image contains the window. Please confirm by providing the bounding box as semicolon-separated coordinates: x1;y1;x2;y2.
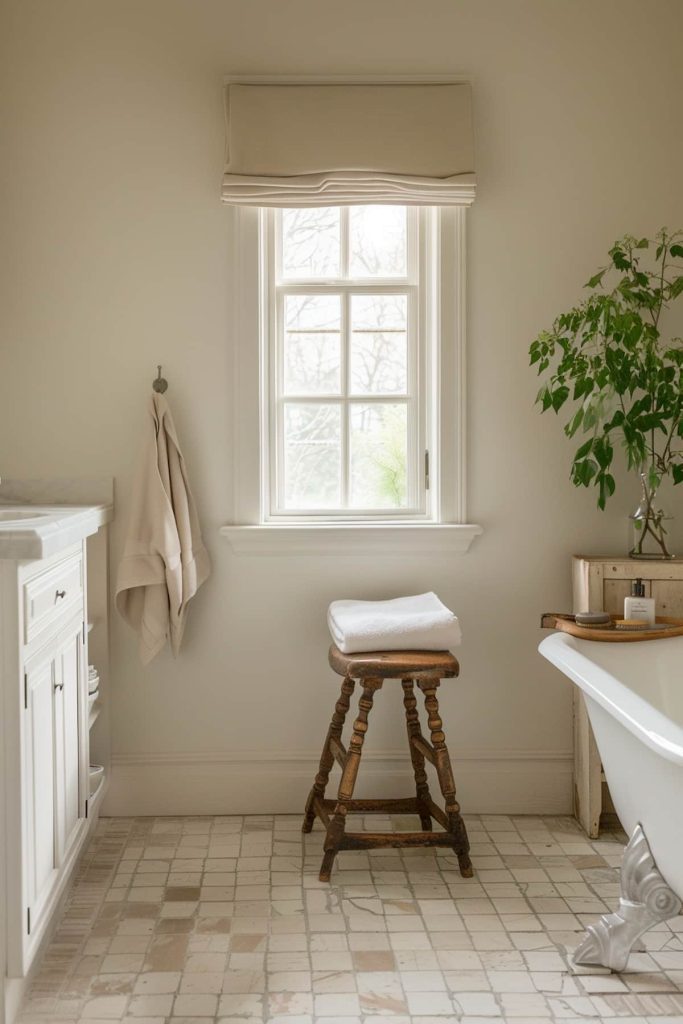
222;200;481;551
221;77;481;551
262;205;434;520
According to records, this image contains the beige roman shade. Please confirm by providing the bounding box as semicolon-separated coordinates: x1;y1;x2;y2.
221;82;475;207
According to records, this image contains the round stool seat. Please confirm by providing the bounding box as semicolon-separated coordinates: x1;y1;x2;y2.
329;644;458;680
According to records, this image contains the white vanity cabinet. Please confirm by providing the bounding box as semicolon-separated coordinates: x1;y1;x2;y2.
2;543;89;977
0;487;113;1024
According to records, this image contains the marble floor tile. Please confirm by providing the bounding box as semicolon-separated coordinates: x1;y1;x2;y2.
14;813;683;1023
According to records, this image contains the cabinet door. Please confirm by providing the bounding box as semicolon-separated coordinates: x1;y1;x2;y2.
53;622;85;860
24;653;58;933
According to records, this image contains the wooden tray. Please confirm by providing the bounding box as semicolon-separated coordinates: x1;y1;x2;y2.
541;613;683;642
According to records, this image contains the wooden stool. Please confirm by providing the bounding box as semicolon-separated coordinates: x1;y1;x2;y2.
303;645;473;882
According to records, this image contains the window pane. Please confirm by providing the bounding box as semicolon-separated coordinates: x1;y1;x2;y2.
349;205;407;278
349;403;408;509
284;295;341;395
284;403;341;509
281;208;341;279
350;294;407;395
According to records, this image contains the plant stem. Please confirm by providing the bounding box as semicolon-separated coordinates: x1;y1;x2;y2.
631;475;672;558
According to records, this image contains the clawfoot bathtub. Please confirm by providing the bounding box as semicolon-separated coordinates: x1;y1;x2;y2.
539;632;683;970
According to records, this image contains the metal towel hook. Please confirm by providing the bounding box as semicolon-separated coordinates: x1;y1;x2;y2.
152;365;168;394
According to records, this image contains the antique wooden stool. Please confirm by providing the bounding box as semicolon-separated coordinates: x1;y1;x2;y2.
303;645;473;882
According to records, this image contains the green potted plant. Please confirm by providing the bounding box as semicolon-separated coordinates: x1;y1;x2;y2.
530;229;683;558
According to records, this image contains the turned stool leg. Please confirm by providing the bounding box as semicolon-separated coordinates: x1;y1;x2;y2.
419;680;473;878
320;680;381;882
303;675;355;833
402;679;433;831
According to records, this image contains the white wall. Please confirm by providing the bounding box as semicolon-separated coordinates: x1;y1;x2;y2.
2;0;682;815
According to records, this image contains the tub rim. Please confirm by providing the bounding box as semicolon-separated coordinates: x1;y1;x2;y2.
539;631;683;766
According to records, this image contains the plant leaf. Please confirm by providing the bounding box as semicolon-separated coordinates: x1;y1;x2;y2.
565;407;584;438
551;385;569;412
585;269;606;289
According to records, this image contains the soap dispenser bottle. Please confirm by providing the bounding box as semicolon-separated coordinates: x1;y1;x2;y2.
624;578;655;626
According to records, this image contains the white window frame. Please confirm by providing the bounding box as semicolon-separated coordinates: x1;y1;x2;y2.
222;203;482;554
263;206;429;522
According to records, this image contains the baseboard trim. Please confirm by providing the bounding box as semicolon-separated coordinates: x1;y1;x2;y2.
103;749;573;816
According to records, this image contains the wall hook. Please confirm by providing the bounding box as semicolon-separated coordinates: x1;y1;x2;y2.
152;365;168;394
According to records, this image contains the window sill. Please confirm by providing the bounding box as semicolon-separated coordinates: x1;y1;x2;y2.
220;522;483;555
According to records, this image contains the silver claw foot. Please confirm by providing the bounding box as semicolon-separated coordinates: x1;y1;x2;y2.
573;823;681;972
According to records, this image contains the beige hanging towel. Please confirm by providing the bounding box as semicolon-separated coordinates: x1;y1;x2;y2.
116;394;211;664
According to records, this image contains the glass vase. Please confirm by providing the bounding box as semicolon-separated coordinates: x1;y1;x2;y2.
629;471;674;559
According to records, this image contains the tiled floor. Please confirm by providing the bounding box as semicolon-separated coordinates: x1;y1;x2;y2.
16;813;683;1024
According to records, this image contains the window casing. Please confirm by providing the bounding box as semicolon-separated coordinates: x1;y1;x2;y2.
224;203;474;544
261;206;439;522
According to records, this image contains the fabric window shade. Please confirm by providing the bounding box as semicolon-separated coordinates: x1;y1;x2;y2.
221;82;475;207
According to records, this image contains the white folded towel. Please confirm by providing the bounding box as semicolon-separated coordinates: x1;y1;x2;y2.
328;592;461;654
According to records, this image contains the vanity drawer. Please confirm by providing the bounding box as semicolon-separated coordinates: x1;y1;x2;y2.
23;551;84;645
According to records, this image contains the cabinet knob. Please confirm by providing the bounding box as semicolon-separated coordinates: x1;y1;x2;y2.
55;589;66;600
54;681;64;692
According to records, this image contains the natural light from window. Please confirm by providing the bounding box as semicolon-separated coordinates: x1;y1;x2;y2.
267;205;422;516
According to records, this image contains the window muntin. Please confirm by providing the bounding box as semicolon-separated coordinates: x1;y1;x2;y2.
264;205;429;519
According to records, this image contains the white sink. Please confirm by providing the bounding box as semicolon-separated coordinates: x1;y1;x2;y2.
0;504;112;559
0;510;50;521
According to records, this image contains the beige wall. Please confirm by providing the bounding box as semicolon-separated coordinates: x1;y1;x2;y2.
2;0;682;813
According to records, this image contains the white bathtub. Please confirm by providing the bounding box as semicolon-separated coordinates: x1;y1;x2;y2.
540;632;683;893
539;631;683;968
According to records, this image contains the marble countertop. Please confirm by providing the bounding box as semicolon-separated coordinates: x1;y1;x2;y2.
0;503;114;560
